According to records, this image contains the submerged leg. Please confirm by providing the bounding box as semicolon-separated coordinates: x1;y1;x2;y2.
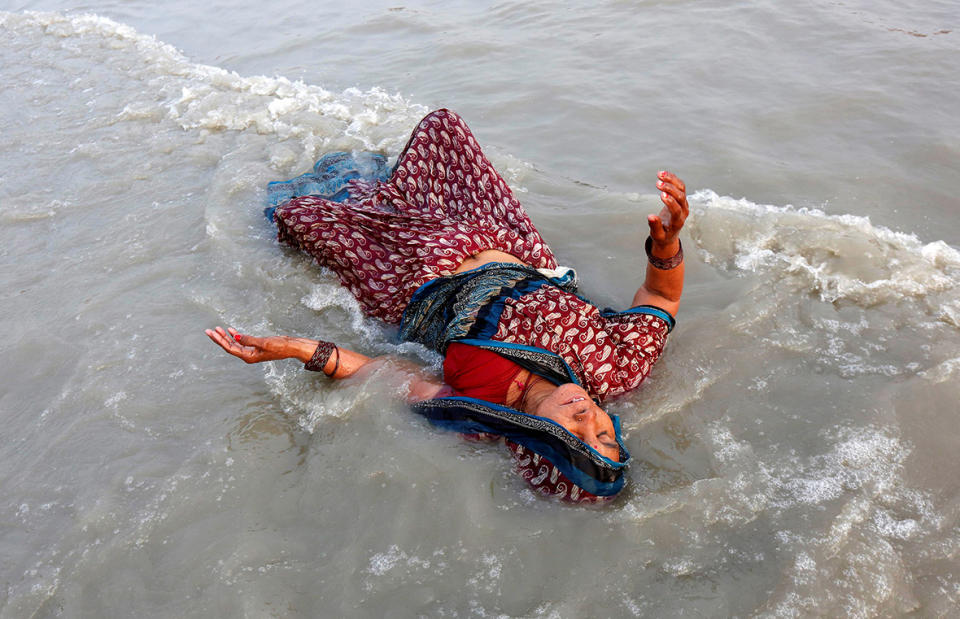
390;109;556;268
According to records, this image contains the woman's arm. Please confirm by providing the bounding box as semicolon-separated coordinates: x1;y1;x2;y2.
204;326;444;402
631;171;688;316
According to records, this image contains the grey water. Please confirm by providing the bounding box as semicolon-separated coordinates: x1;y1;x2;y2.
1;1;959;616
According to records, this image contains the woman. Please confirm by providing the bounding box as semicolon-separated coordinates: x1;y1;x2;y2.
207;109;688;502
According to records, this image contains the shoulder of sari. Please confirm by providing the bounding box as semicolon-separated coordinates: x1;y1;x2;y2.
411;395;630;497
601;305;676;332
399;262;579;354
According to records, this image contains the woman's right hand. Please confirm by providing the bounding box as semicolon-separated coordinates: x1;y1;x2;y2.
205;326;304;364
205;327;445;401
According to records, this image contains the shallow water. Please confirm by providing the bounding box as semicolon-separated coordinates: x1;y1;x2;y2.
2;3;959;617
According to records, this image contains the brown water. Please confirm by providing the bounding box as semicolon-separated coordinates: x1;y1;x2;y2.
2;4;959;617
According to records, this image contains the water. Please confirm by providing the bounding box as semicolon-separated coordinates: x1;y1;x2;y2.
1;2;958;617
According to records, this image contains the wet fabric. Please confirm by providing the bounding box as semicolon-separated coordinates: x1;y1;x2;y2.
274;108;557;324
398;262;578;354
400;261;674;401
273;109;673;400
265;150;392;210
439;345;626;503
270;109;671;500
443;342;524;406
489;292;673;401
506;441;613;504
412;395;629;498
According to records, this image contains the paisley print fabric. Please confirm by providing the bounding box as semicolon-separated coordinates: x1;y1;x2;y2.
272;109;675;501
399;262;671;401
274;108;557;324
490;289;671;401
274;108;673;400
398;262;577;355
506;441;612;504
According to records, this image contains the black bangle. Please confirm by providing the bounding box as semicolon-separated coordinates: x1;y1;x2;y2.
645;237;683;270
305;340;337;375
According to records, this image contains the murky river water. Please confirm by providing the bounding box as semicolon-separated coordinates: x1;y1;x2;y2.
2;2;959;616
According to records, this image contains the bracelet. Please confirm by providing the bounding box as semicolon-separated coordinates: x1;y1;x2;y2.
304;340;338;376
645;237;684;270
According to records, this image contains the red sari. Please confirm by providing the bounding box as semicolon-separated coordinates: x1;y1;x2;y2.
275;109;672;402
275;109;557;325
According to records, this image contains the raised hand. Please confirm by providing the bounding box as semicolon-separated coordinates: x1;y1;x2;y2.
647;171;689;248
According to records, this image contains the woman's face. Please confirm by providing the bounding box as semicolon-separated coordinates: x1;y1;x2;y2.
534;383;620;461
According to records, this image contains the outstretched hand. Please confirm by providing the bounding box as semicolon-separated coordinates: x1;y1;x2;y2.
647;171;689;247
205;326;296;364
204;326;440;397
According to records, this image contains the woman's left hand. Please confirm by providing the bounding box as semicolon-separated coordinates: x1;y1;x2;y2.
647;171;689;248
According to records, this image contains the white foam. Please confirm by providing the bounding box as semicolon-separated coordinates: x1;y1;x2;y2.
689;190;960;322
872;509;920;540
2;11;428;157
775;426;908;507
366;545;405;576
919;356;960;383
363;544;434;593
300;281;384;342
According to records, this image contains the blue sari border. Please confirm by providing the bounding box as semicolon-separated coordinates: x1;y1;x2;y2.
412;395;629;496
604;304;676;332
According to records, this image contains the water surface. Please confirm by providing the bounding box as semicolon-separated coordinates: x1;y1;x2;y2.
2;3;959;617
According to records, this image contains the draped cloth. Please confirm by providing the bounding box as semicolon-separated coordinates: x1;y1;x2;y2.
413;393;629;500
439;345;628;503
270;109;676;501
442;342;523;405
274;109;557;325
400;261;673;402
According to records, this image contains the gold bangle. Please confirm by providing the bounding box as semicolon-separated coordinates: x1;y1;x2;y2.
645;237;683;270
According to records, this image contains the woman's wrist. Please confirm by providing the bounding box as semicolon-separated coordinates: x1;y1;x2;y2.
285;338;319;363
645;237;683;269
648;237;680;259
303;339;340;377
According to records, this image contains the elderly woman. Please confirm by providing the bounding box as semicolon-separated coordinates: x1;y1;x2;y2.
206;109;687;502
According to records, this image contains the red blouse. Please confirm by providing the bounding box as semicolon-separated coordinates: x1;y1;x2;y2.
440;343;611;503
443;342;526;406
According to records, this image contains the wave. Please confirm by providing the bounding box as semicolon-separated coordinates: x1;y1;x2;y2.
12;9;956;328
1;10;428;156
688;189;960;327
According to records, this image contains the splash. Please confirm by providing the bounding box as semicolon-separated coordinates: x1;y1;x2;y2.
689;190;960;325
1;11;428;157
